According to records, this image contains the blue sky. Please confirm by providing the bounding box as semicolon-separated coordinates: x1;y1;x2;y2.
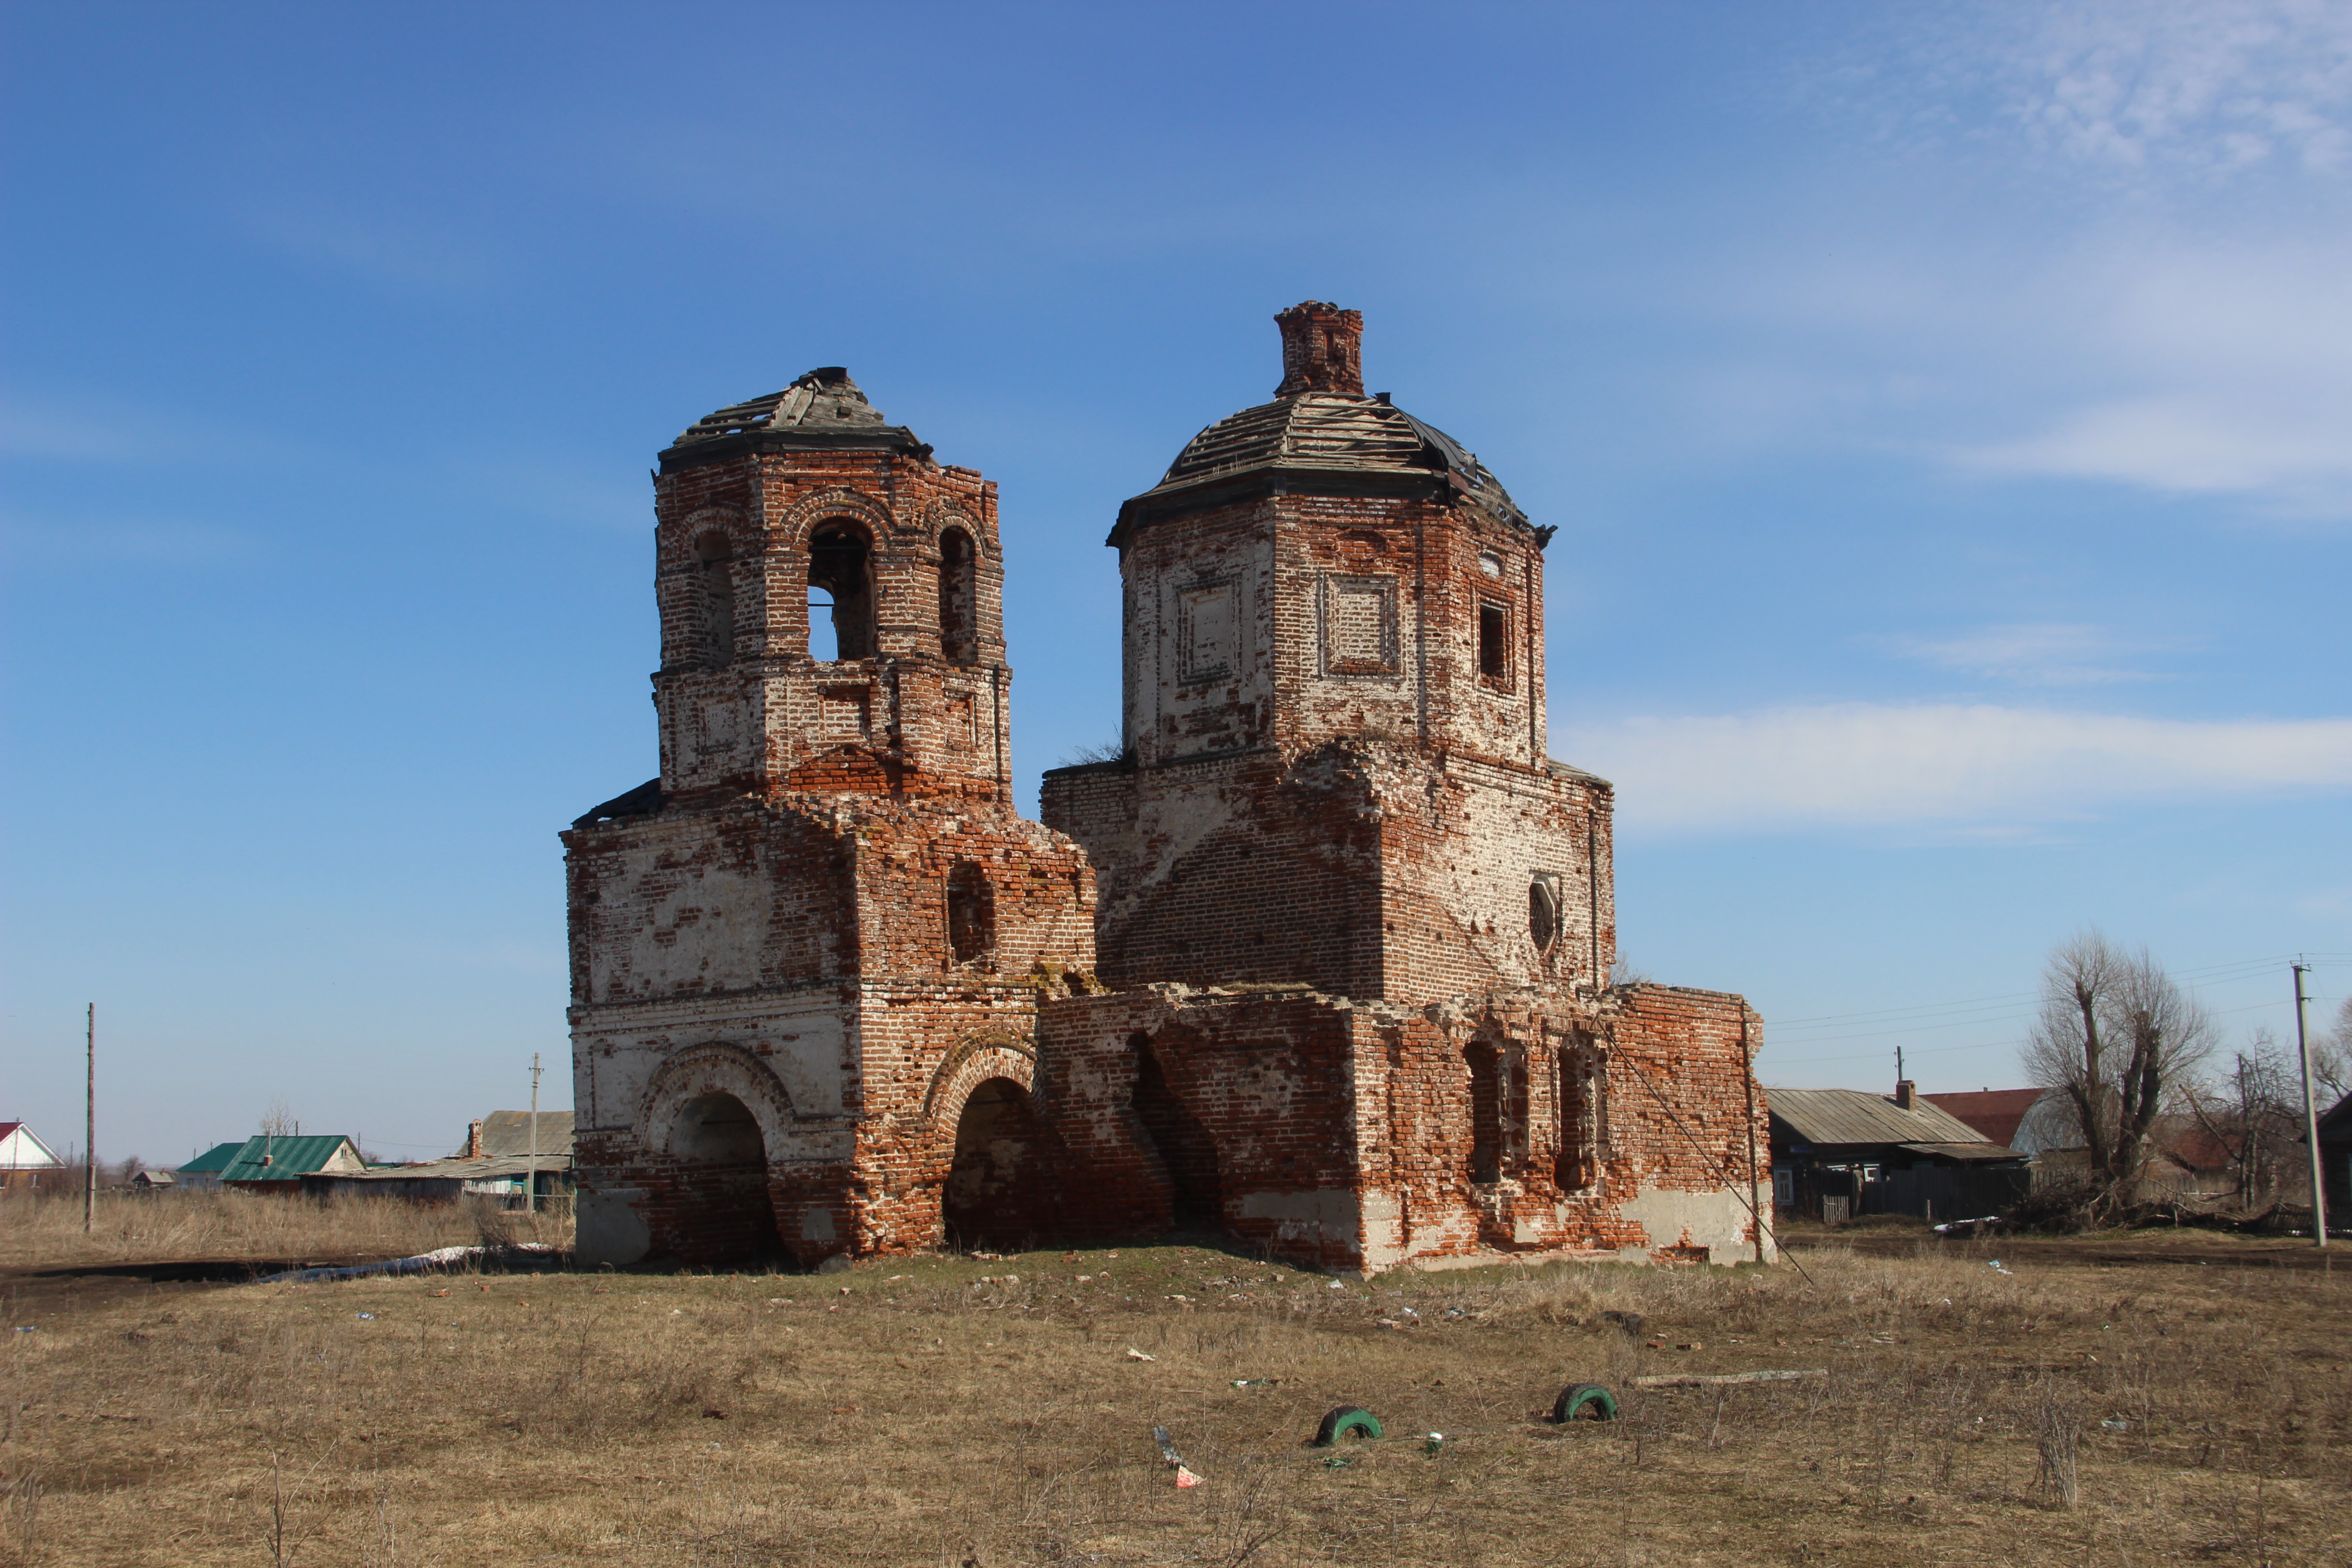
4;2;2348;1164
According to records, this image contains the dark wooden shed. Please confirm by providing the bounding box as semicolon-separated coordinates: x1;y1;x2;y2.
1769;1083;2029;1222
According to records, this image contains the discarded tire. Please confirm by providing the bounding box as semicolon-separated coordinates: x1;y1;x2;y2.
1314;1406;1385;1446
1552;1383;1618;1422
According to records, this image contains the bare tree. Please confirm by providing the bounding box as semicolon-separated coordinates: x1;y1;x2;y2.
2186;1029;2303;1207
2022;932;2128;1181
2314;995;2352;1105
259;1098;296;1138
2021;931;2217;1214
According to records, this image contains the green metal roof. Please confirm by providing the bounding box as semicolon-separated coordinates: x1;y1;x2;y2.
178;1141;247;1175
215;1135;361;1183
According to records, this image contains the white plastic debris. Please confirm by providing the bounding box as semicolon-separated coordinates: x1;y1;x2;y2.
1126;1348;1156;1361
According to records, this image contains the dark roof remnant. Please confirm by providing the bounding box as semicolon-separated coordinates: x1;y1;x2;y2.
661;367;932;472
573;779;664;829
1892;1141;2033;1164
1113;303;1534;544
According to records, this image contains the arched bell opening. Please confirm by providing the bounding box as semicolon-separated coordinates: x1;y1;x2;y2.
694;530;736;667
807;521;877;662
942;1077;1054;1252
938;526;978;665
665;1091;784;1264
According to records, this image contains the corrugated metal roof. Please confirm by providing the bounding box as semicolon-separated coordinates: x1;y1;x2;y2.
217;1135;363;1183
325;1153;564;1185
1920;1089;2046;1147
473;1111;574;1159
178;1141;246;1175
1767;1088;1994;1149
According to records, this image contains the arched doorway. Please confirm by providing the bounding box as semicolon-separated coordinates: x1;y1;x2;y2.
943;1077;1053;1251
666;1091;784;1264
1130;1035;1223;1233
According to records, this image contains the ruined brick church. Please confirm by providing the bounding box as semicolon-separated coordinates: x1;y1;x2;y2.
564;304;1774;1274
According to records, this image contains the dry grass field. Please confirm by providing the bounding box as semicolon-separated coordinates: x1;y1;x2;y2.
0;1191;556;1277
1;1197;2345;1567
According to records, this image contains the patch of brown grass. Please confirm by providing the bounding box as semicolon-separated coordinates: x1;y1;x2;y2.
0;1190;569;1274
0;1231;2344;1566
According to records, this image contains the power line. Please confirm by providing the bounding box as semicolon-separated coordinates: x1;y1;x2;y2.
1764;962;2337;1067
1764;953;2339;1047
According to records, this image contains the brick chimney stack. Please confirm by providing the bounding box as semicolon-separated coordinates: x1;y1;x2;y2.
1894;1080;1916;1111
1274;301;1365;397
465;1119;484;1159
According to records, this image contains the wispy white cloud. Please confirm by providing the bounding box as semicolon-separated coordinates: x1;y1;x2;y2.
0;514;257;566
247;208;500;294
1765;7;2352;515
1564;703;2352;835
1965;392;2352;513
1828;0;2352;180
1882;623;2173;686
1996;0;2352;176
1950;241;2352;514
0;392;307;467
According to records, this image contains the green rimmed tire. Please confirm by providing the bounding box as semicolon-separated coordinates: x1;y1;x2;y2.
1314;1406;1384;1446
1552;1383;1618;1422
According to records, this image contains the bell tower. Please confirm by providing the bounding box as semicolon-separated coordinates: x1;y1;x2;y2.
566;368;1096;1271
651;367;1010;804
1045;302;1608;1000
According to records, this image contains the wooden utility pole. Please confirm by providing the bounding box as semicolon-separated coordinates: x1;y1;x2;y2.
2293;962;2328;1248
85;1006;96;1241
527;1052;543;1214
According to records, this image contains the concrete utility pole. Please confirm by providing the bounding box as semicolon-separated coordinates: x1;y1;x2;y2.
83;1006;94;1241
1740;1011;1765;1264
2293;962;2328;1249
527;1052;543;1214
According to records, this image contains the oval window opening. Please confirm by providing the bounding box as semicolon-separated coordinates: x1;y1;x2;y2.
1529;876;1560;951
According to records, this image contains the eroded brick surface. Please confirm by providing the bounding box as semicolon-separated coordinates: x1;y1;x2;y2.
568;320;1773;1275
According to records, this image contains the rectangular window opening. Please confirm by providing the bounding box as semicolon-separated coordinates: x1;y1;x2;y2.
1478;602;1509;684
